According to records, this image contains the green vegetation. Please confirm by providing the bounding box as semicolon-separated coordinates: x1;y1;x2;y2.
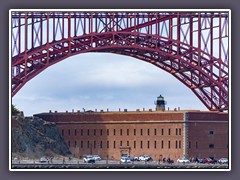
12;104;20;116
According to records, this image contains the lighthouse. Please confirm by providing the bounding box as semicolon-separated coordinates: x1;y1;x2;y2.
155;95;166;111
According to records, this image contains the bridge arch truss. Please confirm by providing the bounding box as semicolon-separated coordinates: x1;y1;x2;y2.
11;10;229;111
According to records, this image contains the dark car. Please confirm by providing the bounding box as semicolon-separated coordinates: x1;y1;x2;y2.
202;157;217;164
166;158;174;164
133;156;140;161
202;158;213;163
197;158;204;163
146;157;153;162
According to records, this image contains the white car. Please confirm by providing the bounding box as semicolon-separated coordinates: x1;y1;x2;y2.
138;155;152;161
39;156;48;163
177;157;190;163
13;157;19;161
218;158;228;164
120;156;131;163
92;155;101;161
83;155;95;163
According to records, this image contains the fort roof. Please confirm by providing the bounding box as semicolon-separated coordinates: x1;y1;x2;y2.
33;110;228;124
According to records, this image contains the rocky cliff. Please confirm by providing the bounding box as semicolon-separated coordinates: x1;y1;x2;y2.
11;116;71;159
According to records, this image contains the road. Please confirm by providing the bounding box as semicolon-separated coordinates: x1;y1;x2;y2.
11;157;229;169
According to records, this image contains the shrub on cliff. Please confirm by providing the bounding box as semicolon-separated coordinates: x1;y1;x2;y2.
12;104;20;116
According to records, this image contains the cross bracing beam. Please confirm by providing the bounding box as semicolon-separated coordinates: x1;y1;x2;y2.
11;11;229;111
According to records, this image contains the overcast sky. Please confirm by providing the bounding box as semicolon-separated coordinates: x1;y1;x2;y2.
12;52;207;116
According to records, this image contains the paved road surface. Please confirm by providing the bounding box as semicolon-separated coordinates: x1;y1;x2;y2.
11;157;229;169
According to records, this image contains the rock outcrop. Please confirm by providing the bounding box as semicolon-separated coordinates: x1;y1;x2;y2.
11;116;71;159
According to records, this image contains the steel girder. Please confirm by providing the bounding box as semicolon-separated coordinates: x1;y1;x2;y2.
11;11;229;111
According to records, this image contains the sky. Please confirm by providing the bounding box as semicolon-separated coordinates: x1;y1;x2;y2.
11;11;229;116
12;52;207;116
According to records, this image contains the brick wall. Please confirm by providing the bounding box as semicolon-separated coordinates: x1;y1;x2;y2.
34;110;229;161
57;122;184;161
187;112;229;159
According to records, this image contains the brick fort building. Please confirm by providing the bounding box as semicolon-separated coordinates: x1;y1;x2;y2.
34;95;229;162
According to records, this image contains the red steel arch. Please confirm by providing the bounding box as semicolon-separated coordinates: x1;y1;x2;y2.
11;11;229;111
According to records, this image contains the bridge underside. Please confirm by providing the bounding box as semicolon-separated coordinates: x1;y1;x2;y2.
11;11;229;111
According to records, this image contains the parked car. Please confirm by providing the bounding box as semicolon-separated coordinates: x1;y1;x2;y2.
13;157;19;161
92;155;101;161
177;157;190;163
83;155;95;163
120;156;132;163
196;158;204;163
124;156;134;161
202;157;217;164
138;155;152;161
166;157;174;164
218;158;228;164
39;156;48;163
133;156;140;161
202;158;212;163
